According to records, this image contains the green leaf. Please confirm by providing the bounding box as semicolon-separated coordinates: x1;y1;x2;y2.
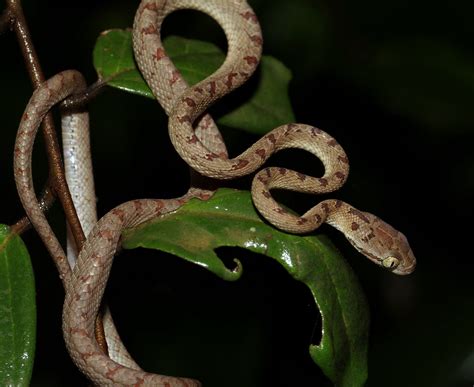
93;30;294;134
93;29;152;98
218;56;295;134
160;35;226;86
122;189;369;385
0;225;36;386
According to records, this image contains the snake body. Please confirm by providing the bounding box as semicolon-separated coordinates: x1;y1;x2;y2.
61;108;96;266
63;188;210;386
134;0;416;274
13;0;416;385
15;70;206;385
62;81;145;370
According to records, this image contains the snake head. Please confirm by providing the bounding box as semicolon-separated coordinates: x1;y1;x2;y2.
346;212;417;275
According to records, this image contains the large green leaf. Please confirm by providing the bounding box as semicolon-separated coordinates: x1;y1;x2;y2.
93;30;294;134
0;225;36;386
122;189;369;386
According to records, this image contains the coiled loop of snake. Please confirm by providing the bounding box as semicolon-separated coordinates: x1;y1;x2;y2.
13;0;416;386
134;0;416;274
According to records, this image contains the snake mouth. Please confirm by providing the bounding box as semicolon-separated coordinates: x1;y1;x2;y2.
394;260;416;275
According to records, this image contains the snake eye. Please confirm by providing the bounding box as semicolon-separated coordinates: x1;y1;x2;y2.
382;256;400;270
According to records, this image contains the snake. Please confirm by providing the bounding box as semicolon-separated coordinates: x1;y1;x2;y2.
12;0;416;385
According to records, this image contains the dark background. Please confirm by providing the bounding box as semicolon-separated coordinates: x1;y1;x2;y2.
0;0;473;386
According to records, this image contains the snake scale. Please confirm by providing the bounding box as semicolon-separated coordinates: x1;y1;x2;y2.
13;0;416;385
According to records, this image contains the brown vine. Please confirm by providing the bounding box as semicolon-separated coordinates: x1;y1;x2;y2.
3;0;108;356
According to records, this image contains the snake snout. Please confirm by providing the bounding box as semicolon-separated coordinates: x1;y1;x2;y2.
394;256;416;275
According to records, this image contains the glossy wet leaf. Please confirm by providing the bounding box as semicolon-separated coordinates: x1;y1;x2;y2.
93;29;150;98
0;225;36;386
122;189;369;385
93;30;294;134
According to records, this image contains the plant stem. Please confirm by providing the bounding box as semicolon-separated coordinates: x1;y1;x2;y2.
6;0;86;250
4;0;108;356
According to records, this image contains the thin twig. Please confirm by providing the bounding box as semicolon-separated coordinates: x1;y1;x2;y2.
62;79;108;110
5;0;108;355
6;0;85;249
11;183;55;234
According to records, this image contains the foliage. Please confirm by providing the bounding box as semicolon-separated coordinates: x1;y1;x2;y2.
123;189;369;385
0;27;370;387
0;225;36;387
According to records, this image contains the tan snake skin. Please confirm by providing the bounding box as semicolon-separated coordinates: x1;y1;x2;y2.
14;70;207;385
13;0;416;385
62;83;144;370
134;0;416;274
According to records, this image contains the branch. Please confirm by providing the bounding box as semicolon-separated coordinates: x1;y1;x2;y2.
5;0;108;355
6;0;85;249
10;182;55;234
62;79;108;110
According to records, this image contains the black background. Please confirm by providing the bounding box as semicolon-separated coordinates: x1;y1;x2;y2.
0;0;473;385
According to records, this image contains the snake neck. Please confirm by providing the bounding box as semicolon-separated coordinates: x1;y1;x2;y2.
324;200;371;236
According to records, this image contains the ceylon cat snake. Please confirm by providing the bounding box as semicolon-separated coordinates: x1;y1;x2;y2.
13;0;416;385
